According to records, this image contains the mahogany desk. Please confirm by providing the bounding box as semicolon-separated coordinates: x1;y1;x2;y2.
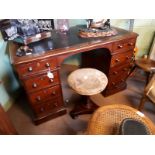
9;26;138;124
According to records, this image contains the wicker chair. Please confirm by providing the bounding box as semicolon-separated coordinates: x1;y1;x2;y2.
87;104;155;135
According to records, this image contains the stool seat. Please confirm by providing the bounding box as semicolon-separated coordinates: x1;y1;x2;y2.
68;68;108;96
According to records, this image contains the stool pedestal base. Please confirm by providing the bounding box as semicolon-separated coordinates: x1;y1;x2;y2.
69;96;99;119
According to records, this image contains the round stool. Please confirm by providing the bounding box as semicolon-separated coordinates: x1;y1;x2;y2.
67;68;108;118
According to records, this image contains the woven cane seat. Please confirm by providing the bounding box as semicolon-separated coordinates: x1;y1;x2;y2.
67;68;108;96
87;104;155;135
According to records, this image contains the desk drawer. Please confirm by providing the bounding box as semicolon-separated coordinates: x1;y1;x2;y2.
109;63;132;75
28;85;61;104
104;82;127;96
113;38;136;52
107;73;128;89
107;63;132;89
32;97;63;117
16;57;57;77
23;70;59;93
110;51;133;67
108;67;130;85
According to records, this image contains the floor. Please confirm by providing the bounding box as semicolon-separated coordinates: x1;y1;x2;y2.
7;65;155;135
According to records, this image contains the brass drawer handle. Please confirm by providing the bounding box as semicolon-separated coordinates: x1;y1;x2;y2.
40;107;45;112
121;79;125;82
32;83;37;88
128;42;133;46
131;56;135;61
118;45;123;48
54;102;58;107
115;59;120;63
36;96;41;101
45;62;50;67
28;67;33;72
51;91;56;95
112;82;116;86
113;71;118;75
126;56;130;60
123;68;128;71
115;85;119;88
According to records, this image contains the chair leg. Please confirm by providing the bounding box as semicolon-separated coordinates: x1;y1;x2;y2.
146;72;153;85
138;95;147;111
146;72;150;85
127;64;137;78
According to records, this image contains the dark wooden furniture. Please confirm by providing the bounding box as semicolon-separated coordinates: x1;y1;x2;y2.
0;81;17;134
0;104;17;134
9;26;138;124
133;58;155;111
136;58;155;84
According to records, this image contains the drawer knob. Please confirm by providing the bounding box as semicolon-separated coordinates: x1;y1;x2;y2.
115;85;119;88
118;45;123;48
112;82;116;86
40;107;44;112
28;67;33;72
45;63;50;67
113;71;118;75
115;59;120;63
121;79;125;82
126;56;130;60
54;102;58;107
128;42;133;46
51;91;56;95
123;68;128;71
131;56;135;61
32;83;37;88
36;96;41;101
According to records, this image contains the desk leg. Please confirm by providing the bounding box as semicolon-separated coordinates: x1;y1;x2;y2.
69;96;99;119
